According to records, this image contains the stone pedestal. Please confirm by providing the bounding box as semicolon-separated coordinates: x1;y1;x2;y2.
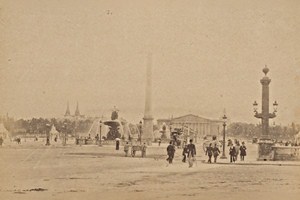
143;117;153;146
257;139;274;161
272;146;300;161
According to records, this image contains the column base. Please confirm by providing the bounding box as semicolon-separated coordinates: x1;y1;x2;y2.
257;139;274;161
220;155;227;159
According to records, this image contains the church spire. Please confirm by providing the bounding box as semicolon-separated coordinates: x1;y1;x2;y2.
65;101;71;116
75;101;80;116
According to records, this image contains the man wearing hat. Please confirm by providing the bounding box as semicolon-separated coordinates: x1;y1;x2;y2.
240;141;247;161
187;139;196;167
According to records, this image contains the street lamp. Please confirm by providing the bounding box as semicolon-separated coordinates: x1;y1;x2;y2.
169;122;173;138
220;114;227;159
139;121;142;145
273;101;278;113
253;101;258;113
63;122;67;146
99;120;102;147
253;66;278;160
253;101;278;132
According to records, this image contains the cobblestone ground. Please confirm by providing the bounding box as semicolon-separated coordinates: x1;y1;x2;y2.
0;140;299;200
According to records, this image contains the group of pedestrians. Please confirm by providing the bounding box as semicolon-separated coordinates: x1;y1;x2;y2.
205;140;247;163
205;143;221;163
229;141;247;163
166;138;248;166
167;139;197;168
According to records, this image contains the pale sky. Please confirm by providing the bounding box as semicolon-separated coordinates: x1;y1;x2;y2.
0;0;299;125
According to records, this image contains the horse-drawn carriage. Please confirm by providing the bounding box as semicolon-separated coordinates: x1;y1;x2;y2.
131;144;146;157
170;130;183;148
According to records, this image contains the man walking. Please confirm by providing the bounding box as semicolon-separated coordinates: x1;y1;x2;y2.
141;142;147;157
166;141;175;164
212;143;220;163
182;144;188;162
206;143;213;163
229;144;236;163
240;141;247;161
124;142;130;157
187;139;196;167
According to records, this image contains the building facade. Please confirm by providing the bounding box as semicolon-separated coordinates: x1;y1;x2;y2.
157;114;223;142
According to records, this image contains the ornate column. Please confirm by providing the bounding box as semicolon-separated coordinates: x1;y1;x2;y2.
254;66;278;161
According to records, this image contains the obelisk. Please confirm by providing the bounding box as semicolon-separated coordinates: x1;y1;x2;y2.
143;53;154;144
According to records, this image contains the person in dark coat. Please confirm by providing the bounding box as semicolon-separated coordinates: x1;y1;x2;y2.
116;139;120;150
166;141;176;164
182;144;188;163
95;134;99;145
206;143;213;163
141;143;147;157
187;139;196;167
240;142;247;161
46;136;50;145
212;143;221;163
229;144;236;163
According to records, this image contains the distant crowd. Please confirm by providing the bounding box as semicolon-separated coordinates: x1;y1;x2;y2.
275;140;299;147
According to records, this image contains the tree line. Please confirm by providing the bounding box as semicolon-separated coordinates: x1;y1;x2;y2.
0;116;93;137
226;122;299;140
0;116;299;140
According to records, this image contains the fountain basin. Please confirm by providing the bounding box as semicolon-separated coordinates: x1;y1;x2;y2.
103;120;121;127
272;146;300;161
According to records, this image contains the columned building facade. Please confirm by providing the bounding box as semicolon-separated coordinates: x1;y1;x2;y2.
157;114;223;142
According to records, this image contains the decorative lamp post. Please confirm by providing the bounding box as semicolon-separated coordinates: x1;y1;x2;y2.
253;66;278;160
220;114;227;159
63;122;67;146
139;121;143;145
169;122;172;138
99;120;102;147
273;101;278;113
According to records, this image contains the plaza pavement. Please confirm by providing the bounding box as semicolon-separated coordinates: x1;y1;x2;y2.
0;139;299;200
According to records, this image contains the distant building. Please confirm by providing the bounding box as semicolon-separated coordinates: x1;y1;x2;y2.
74;102;80;117
64;102;71;117
64;101;85;119
157;114;223;141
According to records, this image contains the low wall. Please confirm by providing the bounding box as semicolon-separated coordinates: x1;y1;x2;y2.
272;146;300;161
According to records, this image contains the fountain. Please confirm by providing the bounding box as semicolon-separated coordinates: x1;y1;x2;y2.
103;107;122;140
83;107;139;143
